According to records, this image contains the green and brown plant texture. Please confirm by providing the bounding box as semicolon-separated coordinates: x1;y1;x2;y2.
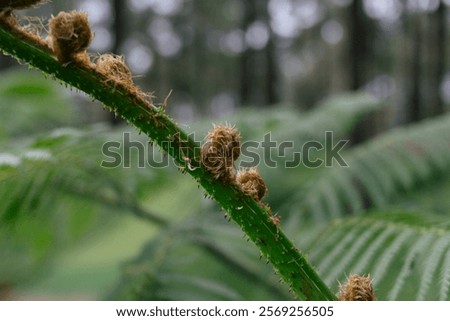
201;124;240;182
236;167;267;202
338;274;376;301
0;1;336;300
48;10;92;65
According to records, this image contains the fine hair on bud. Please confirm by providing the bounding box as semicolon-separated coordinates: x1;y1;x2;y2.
206;123;240;162
201;141;234;181
49;10;92;64
96;54;132;85
0;0;47;10
236;167;267;201
338;274;376;301
201;123;240;182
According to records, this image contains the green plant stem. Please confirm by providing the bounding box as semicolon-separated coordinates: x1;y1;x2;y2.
0;22;336;300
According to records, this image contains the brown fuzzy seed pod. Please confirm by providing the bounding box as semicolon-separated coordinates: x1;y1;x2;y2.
0;0;47;10
201;141;234;181
201;123;241;182
338;274;376;301
49;11;92;64
236;167;267;201
206;124;240;161
96;54;132;85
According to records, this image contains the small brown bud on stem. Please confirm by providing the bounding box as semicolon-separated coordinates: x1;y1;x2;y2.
236;167;267;201
201;124;240;182
206;124;240;161
49;11;92;64
96;54;132;85
338;274;376;301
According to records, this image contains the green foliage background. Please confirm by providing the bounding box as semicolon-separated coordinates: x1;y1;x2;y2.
0;69;449;300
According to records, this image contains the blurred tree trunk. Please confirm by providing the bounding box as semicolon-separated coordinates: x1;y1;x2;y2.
264;33;278;105
240;0;257;106
347;0;374;144
328;4;350;94
404;4;446;123
190;0;207;113
348;0;368;91
407;14;422;123
262;4;278;105
413;3;447;121
109;0;127;125
427;2;446;117
240;0;278;107
112;0;126;54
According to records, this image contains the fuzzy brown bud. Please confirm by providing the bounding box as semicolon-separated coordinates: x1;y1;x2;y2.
236;167;267;201
49;11;92;64
201;141;234;181
338;274;376;301
206;124;240;161
96;54;132;85
201;123;240;182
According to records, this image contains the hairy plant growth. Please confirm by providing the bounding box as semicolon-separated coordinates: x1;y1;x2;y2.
0;1;449;301
0;1;335;300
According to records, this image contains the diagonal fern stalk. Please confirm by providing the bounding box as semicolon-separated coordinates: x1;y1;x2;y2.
0;21;336;300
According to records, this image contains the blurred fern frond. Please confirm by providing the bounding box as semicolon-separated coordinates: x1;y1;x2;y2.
114;111;450;301
218;92;381;142
0;69;78;140
287;113;450;223
0;127;177;284
307;211;450;300
109;212;292;301
0;77;447;300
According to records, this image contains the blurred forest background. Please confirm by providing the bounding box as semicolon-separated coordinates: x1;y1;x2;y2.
0;0;449;300
1;0;449;124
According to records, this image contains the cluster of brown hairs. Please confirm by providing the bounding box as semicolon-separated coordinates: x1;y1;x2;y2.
201;124;280;227
338;274;376;301
201;124;240;182
0;1;151;106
